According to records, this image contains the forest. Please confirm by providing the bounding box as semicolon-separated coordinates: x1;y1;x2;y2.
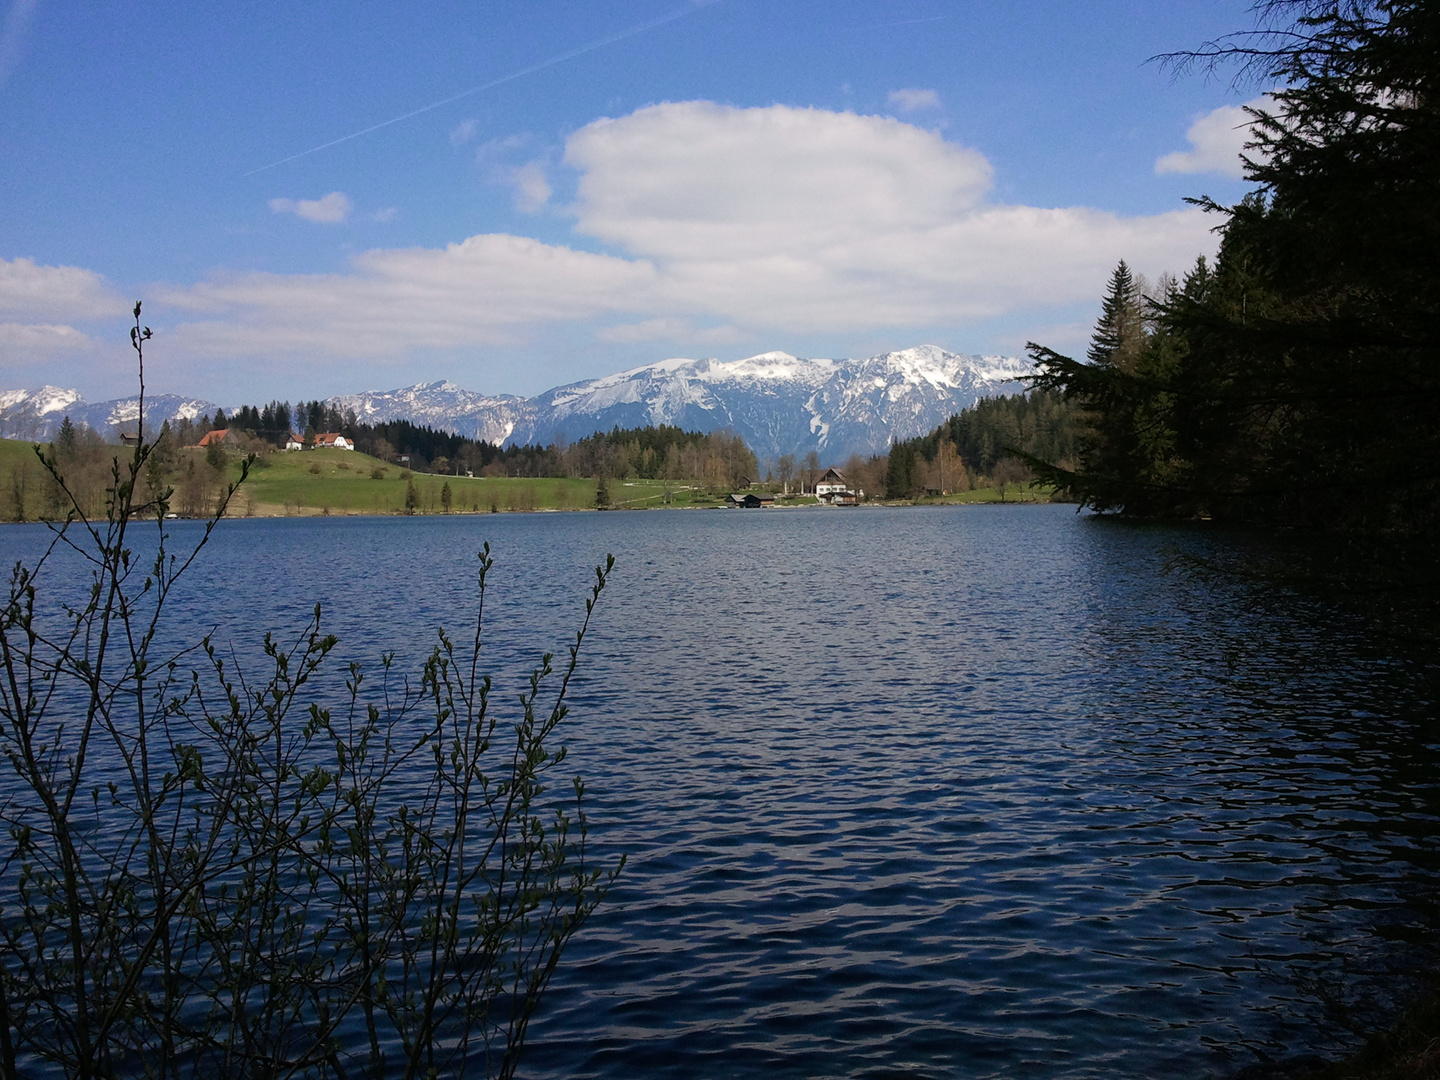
881;391;1078;500
1027;1;1439;565
156;404;757;488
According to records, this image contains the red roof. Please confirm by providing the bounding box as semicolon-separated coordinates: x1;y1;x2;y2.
197;429;229;447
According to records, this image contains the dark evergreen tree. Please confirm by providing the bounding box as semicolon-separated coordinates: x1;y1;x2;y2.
1087;260;1145;371
885;442;918;499
54;416;78;460
1030;1;1440;542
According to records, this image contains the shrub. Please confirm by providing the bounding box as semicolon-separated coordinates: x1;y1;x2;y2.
0;305;620;1079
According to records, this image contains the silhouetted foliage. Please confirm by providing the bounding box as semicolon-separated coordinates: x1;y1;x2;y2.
0;304;622;1079
1031;1;1440;551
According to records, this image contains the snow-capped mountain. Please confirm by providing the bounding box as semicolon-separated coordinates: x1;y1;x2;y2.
1;345;1030;462
326;381;529;445
0;387;217;440
334;346;1029;462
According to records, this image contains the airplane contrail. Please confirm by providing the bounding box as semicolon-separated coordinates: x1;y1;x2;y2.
852;15;946;31
244;0;720;178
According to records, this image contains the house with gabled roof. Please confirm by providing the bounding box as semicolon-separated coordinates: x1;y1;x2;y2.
814;468;847;497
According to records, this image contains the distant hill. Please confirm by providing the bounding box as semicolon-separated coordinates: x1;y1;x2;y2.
1;344;1029;462
330;345;1029;462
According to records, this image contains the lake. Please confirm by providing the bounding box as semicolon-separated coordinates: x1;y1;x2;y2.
3;504;1437;1078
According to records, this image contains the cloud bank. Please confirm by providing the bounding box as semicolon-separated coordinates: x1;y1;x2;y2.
0;257;125;357
5;103;1219;387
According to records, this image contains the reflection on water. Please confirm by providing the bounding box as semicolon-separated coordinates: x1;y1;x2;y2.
2;505;1436;1079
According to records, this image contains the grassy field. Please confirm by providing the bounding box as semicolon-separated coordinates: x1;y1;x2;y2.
233;449;600;515
0;440;745;518
0;438;1060;519
0;437;44;478
234;452;773;514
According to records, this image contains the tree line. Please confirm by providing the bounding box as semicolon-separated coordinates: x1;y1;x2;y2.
880;391;1079;500
1028;1;1439;558
9;412;763;521
15;395;1081;520
171;401;760;487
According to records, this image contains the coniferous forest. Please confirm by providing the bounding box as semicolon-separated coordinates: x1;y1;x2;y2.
1027;1;1439;565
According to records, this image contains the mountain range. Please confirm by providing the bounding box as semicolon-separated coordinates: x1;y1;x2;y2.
1;345;1029;463
0;387;217;443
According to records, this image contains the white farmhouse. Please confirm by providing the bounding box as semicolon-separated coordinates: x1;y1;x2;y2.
814;468;847;497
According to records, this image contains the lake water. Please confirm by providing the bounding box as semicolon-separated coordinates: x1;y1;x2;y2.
3;505;1438;1078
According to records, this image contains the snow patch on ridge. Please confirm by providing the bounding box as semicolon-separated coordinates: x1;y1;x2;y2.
1;344;1031;461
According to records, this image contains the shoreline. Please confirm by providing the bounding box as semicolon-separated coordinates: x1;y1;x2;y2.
0;492;1062;525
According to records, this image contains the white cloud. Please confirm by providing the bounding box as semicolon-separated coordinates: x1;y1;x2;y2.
507;162;552;213
888;88;940;112
450;119;478;146
595;317;693;343
563;102;1211;331
1156;96;1272;178
567;103;993;261
595;318;742;345
0;322;93;356
0;256;128;321
157;234;654;359
20;103;1219;383
268;191;353;223
371;207;399;223
476;134;531;161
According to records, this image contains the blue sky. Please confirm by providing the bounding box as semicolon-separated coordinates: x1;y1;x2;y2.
1;0;1268;403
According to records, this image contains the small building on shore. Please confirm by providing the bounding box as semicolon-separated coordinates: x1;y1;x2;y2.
815;468;848;498
726;492;777;508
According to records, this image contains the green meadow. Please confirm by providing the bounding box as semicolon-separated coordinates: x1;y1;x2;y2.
234;450;752;515
235;449;598;515
0;438;1054;520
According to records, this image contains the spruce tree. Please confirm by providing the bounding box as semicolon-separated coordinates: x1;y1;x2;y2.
1031;1;1440;544
55;416;77;460
1087;261;1145;371
885;443;917;499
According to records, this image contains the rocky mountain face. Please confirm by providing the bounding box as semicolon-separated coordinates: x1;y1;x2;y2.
326;381;529;446
1;345;1030;462
0;387;217;441
331;346;1029;462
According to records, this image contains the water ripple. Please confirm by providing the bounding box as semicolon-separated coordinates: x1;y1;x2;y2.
2;506;1437;1078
